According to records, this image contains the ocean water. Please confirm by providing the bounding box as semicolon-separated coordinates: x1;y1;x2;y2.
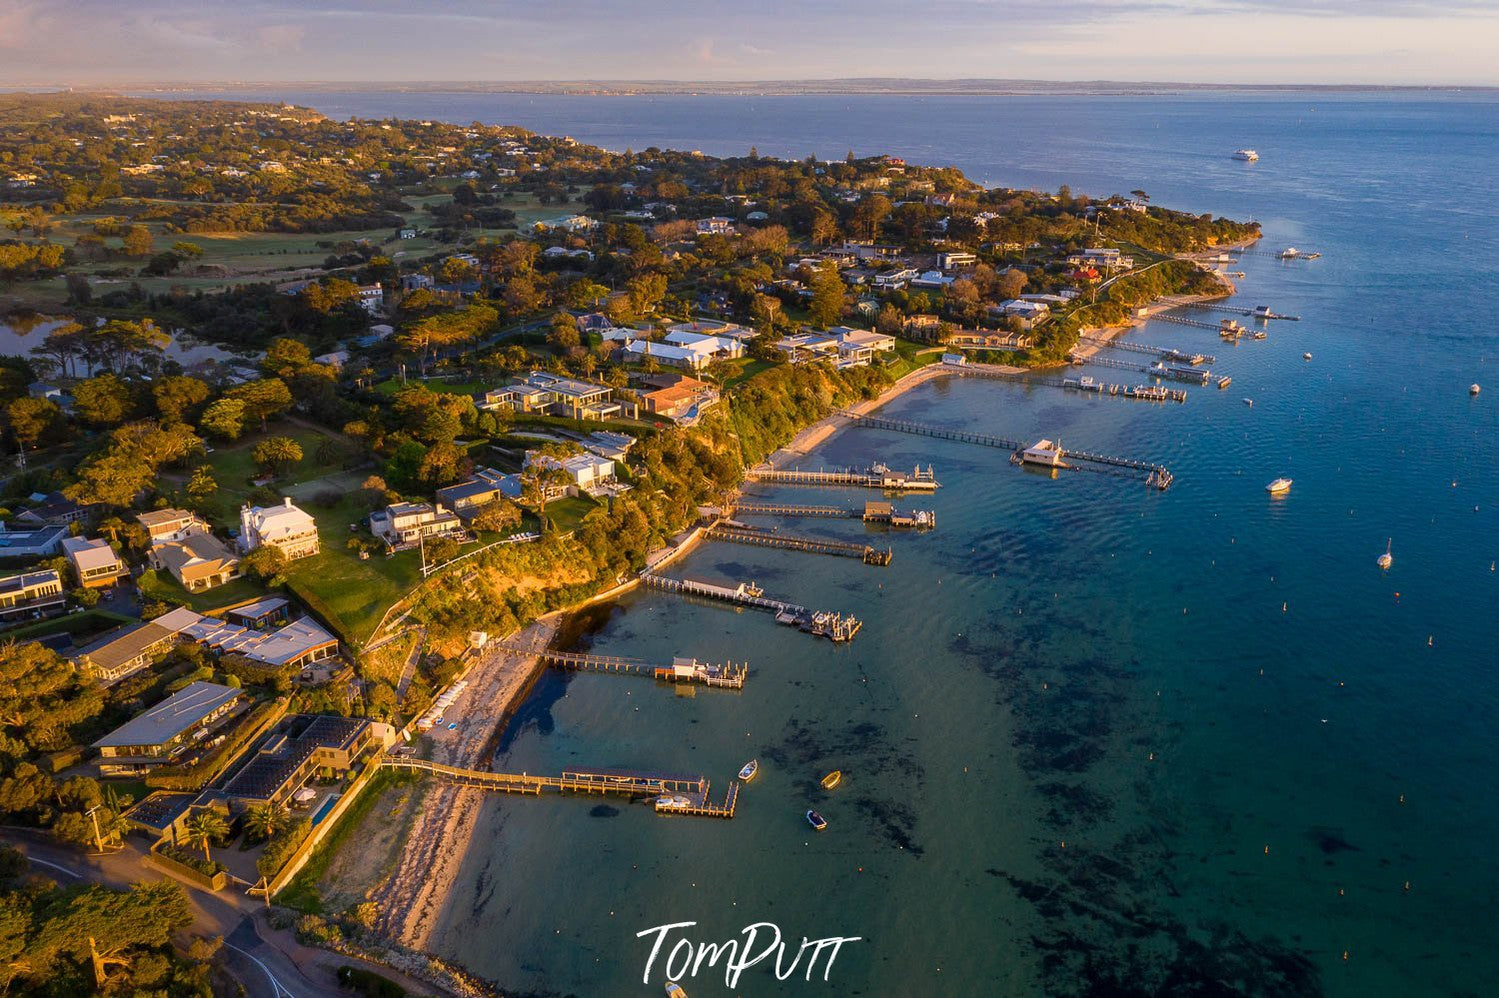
153;91;1499;995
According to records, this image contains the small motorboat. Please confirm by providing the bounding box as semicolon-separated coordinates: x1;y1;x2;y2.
1243;398;1254;407
1377;539;1393;570
738;759;759;782
1471;384;1482;396
806;809;828;831
820;770;842;790
665;982;689;998
1266;478;1293;495
1303;352;1313;361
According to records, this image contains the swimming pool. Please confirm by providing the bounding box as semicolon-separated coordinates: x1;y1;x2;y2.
310;794;340;827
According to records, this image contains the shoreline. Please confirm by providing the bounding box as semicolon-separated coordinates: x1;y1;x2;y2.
360;256;1250;968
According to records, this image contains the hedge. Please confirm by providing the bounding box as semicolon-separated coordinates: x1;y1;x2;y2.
158;843;226;877
257;816;312;879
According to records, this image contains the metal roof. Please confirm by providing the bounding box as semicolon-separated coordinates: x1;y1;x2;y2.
92;681;243;749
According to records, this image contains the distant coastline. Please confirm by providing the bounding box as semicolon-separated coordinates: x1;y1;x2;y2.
49;78;1499;98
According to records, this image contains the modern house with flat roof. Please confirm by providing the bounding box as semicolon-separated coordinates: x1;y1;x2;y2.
0;569;66;621
180;613;340;671
62;536;127;589
369;502;464;549
240;498;320;560
525;450;616;496
0;523;67;560
92;681;246;776
219;714;374;811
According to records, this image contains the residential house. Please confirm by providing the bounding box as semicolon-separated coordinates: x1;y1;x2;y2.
139;509;241;592
830;327;898;365
841;241;904;262
313;350;348;370
218;714;374;812
774;332;840;364
73;606;201;684
354;284;385;314
872;268;920;290
583;431;636;462
369;502;464;549
436;468;522;521
92;681;246;776
16;491;92;526
636;375;718;424
696;216;735;235
0;523;67;559
991;300;1051;321
911;270;955;289
61;536;127;589
937;251;977;269
524;371;620;420
525;451;616;496
240;499;321;560
0;569;65;621
904;314;942;339
178;610;340;671
946;329;1034;350
1065;248;1133;271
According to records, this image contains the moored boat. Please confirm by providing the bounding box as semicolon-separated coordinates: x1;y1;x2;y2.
1234;149;1259;161
1470;383;1481;396
806;809;828;831
820;770;842;790
1266;478;1293;494
738;759;759;782
665;982;689;997
1303;352;1313;360
1377;539;1394;570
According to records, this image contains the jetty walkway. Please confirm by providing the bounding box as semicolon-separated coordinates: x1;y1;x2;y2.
380;757;739;818
733;500;935;529
844;413;1174;490
745;464;938;491
640;572;863;642
497;644;747;689
707;524;892;566
1078;334;1214;365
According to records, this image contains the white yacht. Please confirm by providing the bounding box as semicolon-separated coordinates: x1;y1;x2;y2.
1266;478;1293;495
1234;149;1260;161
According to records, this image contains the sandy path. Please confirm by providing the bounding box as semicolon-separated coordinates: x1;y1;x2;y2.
372;616;558;949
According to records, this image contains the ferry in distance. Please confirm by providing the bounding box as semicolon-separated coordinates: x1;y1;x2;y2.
1234;149;1260;161
1266;478;1293;495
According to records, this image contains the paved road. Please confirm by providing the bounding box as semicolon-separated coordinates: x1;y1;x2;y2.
2;829;344;998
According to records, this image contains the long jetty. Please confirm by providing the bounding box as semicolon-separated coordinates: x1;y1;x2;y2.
380;757;739;818
745;464;939;491
844;413;1174;490
733;500;935;529
1070;353;1225;388
734;500;854;518
707;524;892;566
1079;334;1214;365
499;645;747;689
640;572;862;642
1184;303;1300;321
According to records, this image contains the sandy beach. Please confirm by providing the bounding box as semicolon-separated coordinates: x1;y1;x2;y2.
371;616;558;949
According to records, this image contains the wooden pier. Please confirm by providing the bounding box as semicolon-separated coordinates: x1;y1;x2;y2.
1062;376;1187;403
380;757;739;818
707;524;892;566
732;500;935;530
498;645;748;689
1078;334;1214;365
745;464;939;491
639;572;863;642
845;413;1174;490
1069;353;1220;387
1185;303;1300;321
734;500;854;518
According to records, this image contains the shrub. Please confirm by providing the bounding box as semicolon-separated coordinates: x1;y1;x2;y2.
159;843;226;877
256;816;312;879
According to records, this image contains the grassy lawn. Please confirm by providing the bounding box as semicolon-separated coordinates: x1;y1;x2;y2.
186;422;354;528
717;357;775;388
373;376;491;397
138;569;268;612
545;495;598;535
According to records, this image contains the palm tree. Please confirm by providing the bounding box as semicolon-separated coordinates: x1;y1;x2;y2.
185;810;229;863
243;803;286;843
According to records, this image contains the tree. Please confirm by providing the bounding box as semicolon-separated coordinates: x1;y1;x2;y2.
548;311;580;351
263;337;312;378
251;436;303;475
243;802;286;842
226;378;293;432
520;444;577;515
121;224;154;257
996;267;1028;300
151;375;209;424
186;464;217;500
71;374;133;427
808;262;846;327
471;498;522;533
197;397;246;441
5;396;60;449
184;810;229;863
241;545;287;583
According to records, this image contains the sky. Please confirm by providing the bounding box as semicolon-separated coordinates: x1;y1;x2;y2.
1;0;1497;87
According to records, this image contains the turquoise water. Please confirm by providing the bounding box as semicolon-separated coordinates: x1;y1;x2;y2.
150;90;1499;994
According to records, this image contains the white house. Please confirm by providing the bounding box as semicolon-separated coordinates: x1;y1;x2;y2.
354;284;384;314
240;499;320;560
937;251;977;269
696;216;735;235
872;268;920;289
994;299;1051;320
911;270;955;289
525;451;617;496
